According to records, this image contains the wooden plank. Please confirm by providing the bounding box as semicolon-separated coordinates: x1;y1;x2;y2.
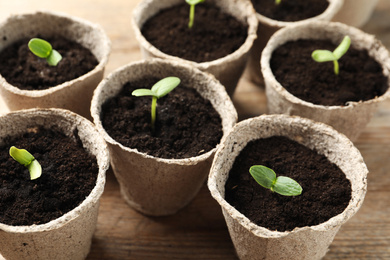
87;172;237;259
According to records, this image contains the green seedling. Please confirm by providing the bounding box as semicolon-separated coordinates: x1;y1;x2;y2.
9;146;42;180
28;38;62;66
186;0;205;29
132;76;181;133
311;35;351;75
275;0;281;5
249;165;302;196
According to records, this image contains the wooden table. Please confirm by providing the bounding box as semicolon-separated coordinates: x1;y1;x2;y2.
0;1;389;259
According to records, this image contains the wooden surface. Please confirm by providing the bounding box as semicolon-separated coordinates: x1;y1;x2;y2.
0;0;389;259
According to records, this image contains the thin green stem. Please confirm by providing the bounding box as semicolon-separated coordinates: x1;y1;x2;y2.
151;96;157;133
333;60;339;75
188;5;195;28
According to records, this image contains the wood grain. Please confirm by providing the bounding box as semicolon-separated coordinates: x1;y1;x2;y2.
0;0;389;259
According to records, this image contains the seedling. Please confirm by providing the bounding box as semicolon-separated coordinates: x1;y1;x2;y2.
311;35;351;75
186;0;205;29
28;38;62;66
132;76;181;133
249;165;302;196
9;146;42;180
275;0;281;5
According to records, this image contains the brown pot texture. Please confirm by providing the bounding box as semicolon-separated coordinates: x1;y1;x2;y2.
246;0;343;86
208;114;368;260
261;21;390;141
0;11;111;119
132;0;257;97
91;58;237;216
0;108;109;260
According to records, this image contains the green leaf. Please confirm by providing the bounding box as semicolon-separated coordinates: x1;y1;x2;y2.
311;35;351;76
151;77;181;98
46;49;62;66
27;159;42;180
272;176;303;196
275;0;281;5
9;146;42;180
132;76;181;134
249;165;276;189
28;38;62;66
9;146;35;167
311;50;336;62
132;89;156;97
186;0;205;5
333;35;351;59
28;38;52;58
249;165;302;196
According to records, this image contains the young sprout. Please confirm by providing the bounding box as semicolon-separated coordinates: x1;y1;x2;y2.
275;0;281;5
311;35;351;75
186;0;205;29
132;76;181;133
9;146;42;180
28;38;62;66
249;165;302;196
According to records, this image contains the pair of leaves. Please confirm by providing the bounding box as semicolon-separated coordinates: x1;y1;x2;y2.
9;146;42;180
132;77;181;133
28;38;62;66
249;165;302;196
311;35;351;75
132;77;181;99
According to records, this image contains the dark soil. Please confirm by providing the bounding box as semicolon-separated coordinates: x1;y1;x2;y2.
251;0;329;22
0;36;98;90
270;39;388;106
0;126;99;226
225;136;351;232
101;77;223;159
141;2;248;63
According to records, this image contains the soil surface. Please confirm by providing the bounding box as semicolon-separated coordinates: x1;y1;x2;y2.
225;136;351;232
0;36;98;90
251;0;329;21
101;77;223;159
270;39;388;106
0;126;98;226
141;2;248;63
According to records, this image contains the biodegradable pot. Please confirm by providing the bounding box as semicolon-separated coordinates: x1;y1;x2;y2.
208;114;368;260
246;0;343;86
332;0;379;28
0;108;109;260
261;21;390;141
0;11;111;119
132;0;258;97
91;58;237;216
